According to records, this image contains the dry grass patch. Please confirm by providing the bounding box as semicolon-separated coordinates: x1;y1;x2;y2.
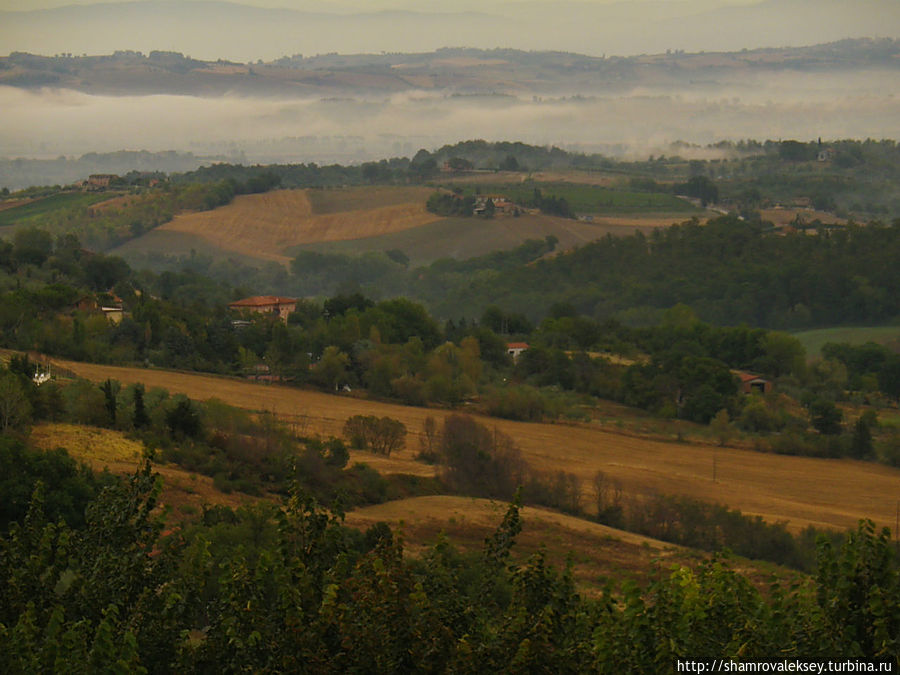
30;422;145;473
52;359;900;534
307;186;434;214
760;207;845;226
344;496;794;594
28;422;255;517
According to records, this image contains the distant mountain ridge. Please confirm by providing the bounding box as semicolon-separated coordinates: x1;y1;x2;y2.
1;0;898;61
1;39;898;98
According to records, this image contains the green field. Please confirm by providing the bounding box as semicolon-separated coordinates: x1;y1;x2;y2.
451;182;700;215
0;192;111;228
288;214;657;266
792;326;900;358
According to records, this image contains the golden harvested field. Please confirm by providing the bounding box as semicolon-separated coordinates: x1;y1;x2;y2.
306;186;434;214
345;496;797;593
760;207;845;226
157;188;442;264
585;214;702;229
29;422;256;516
52;359;900;534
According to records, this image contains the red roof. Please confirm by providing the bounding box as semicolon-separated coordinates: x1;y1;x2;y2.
507;342;530;350
228;296;296;308
734;370;766;383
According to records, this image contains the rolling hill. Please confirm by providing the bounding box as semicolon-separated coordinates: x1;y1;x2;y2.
111;183;694;268
48;357;900;535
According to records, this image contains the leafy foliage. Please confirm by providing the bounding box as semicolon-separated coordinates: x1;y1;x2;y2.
0;464;897;671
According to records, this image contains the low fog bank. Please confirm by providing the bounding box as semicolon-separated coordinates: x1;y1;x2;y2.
2;67;899;187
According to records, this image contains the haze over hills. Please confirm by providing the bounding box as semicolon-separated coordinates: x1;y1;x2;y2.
1;0;898;61
2;39;899;171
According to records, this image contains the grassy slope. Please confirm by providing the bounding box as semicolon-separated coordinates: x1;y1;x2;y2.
0;192;110;227
452;181;701;215
112;183;697;268
345;496;799;594
287;214;662;266
29;421;797;593
49;358;900;534
29;422;256;518
793;326;900;358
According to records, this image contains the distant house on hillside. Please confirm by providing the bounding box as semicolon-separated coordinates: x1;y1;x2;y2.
474;195;518;217
228;295;297;322
86;174;118;189
507;342;529;361
733;370;772;395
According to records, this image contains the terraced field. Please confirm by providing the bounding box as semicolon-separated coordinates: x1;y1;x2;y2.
50;358;900;534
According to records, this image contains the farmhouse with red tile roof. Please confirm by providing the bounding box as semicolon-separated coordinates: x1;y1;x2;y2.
228;296;297;322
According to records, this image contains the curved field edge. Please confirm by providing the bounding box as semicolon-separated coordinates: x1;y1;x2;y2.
48;358;900;534
792;326;900;358
24;423;798;593
345;495;799;593
28;422;256;517
121;188;442;264
287;213;663;266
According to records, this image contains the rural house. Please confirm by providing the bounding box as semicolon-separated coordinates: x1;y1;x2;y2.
733;370;772;395
228;295;297;322
507;342;529;361
86;174;118;189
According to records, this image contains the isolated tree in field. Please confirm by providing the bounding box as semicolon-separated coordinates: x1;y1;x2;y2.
343;415;406;455
439;414;526;499
710;408;735;446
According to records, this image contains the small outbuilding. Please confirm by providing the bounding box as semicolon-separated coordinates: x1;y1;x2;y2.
506;342;529;361
733;370;772;395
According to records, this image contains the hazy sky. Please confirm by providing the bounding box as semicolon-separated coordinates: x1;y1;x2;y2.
0;0;760;11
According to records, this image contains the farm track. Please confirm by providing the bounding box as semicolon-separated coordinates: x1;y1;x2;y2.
52;358;900;534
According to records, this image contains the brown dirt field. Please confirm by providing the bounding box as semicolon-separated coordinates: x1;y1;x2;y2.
29;422;256;517
52;359;900;534
158;189;442;264
345;496;797;594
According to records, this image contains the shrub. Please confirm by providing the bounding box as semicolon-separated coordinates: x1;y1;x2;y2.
439;414;526;500
343;415;407;456
482;385;545;422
